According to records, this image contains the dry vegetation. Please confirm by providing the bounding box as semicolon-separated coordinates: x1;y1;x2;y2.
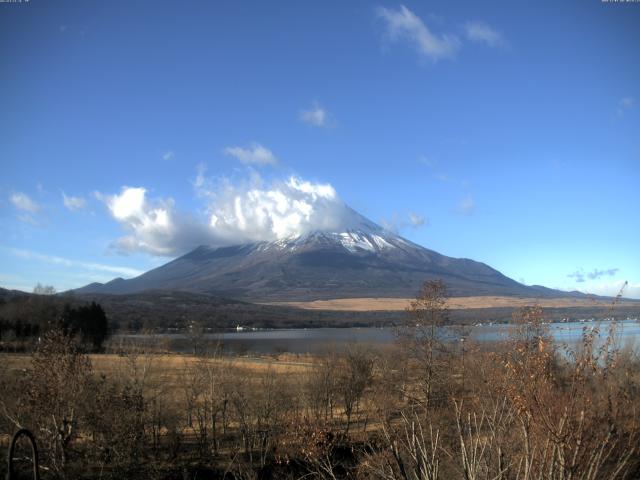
266;295;640;312
1;281;639;479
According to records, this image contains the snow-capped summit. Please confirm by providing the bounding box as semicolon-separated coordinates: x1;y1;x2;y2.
261;228;398;253
250;206;409;254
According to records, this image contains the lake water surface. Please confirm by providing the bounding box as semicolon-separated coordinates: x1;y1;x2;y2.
118;319;640;355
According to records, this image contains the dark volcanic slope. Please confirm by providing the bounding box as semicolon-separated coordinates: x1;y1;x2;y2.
73;226;588;301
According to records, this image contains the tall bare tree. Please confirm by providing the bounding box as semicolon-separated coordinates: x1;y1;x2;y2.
403;279;450;409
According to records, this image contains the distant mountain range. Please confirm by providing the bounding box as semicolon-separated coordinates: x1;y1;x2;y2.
74;208;591;302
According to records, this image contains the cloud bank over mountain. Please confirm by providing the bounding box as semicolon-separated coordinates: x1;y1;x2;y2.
98;174;362;256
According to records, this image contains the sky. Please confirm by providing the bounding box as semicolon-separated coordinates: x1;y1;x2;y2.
1;0;639;298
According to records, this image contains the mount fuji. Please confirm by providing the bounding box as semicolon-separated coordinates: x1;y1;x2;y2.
74;208;580;301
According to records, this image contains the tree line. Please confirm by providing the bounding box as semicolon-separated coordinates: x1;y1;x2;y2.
0;293;110;352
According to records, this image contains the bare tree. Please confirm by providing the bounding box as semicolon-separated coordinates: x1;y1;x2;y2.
336;346;374;435
306;350;338;422
33;283;56;295
402;279;450;409
17;330;92;473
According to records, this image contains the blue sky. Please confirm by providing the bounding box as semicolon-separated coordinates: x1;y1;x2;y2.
1;1;639;298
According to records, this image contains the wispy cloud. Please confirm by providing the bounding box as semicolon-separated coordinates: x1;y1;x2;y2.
464;20;508;48
434;173;449;182
62;192;87;211
10;192;40;213
376;5;460;61
7;247;143;277
568;267;620;283
9;192;42;224
162;150;175;161
408;212;426;227
193;163;207;189
567;270;586;283
223;143;278;166
418;156;436;167
300;102;330;127
418;156;449;182
381;211;428;232
589;268;620;280
457;195;475;216
617;97;635;116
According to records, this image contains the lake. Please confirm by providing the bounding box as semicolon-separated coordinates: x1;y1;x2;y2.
116;318;640;355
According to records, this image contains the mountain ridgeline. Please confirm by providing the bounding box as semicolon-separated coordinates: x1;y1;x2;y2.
74;210;587;301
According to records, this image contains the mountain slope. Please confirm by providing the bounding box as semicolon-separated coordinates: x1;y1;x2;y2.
74;209;586;301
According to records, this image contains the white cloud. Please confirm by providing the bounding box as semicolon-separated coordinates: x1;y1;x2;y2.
108;187;148;221
381;211;427;232
464;20;507;48
99;174;357;256
10;192;40;213
7;247;143;278
617;97;635;116
162;150;175;161
62;192;87;211
300;103;329;127
457;195;475;216
198;174;349;242
408;212;426;227
98;186;207;256
376;5;460;61
223;143;278;166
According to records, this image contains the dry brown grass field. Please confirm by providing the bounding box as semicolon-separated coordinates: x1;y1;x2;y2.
266;295;639;311
1;352;313;378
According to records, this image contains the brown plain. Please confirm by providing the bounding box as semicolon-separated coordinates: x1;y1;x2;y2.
265;295;637;311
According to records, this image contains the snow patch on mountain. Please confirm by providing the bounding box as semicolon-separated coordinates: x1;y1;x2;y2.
253;226;401;255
